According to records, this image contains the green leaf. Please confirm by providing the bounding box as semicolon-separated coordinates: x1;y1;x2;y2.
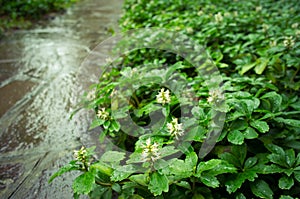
192;193;205;199
184;125;206;142
169;159;193;178
175;181;191;190
231;119;248;131
100;151;126;165
149;172;169;196
154;159;169;172
265;144;285;155
196;159;222;175
191;106;206;119
112;183;121;193
225;171;258;193
234;100;255;117
240;62;256;75
267;153;287;168
232;144;247;166
296;153;300;166
261;91;282;112
250;179;273;199
206;160;237;176
227;130;244;145
294;171;300;182
199;173;219;188
244;157;258;169
254;57;269;75
262;165;286;176
102;188;112;199
285;149;296;167
103;120;111;129
129;174;148;186
159;146;180;158
72;171;95;194
111;120;121;131
73;192;80;199
274;117;300;128
111;165;136;181
235;193;246;199
48;160;79;183
279;196;293;199
91;162;113;176
165;61;186;80
278;175;294;189
250;120;269;133
89;119;105;130
186;151;198;169
219;153;241;168
243;127;258;139
112;110;128;119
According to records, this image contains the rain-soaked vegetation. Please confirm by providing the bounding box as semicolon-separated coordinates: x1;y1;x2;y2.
0;0;78;34
1;0;299;198
50;0;300;198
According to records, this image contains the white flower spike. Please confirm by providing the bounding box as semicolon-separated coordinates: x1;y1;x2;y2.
141;138;161;164
167;118;184;140
97;108;109;120
156;88;171;105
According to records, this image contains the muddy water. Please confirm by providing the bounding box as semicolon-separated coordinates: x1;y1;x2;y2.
0;0;122;198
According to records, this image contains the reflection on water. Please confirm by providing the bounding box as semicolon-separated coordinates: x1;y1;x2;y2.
0;0;122;197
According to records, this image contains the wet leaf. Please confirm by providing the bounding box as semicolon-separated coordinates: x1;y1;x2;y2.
250;120;269;133
149;172;169;196
196;159;222;175
225;171;258;193
243;127;258;139
89;119;105;130
274;117;300;128
111;120;121;131
199;173;219;188
244;157;258;169
261;91;282;112
175;181;191;190
227;130;244;145
101;151;126;165
279;196;293;199
235;193;246;199
250;179;273;199
111;165;136;181
129;174;148;186
278;175;294;189
285;149;295;167
254;57;269;75
73;171;95;194
48;160;79;183
240;62;256;75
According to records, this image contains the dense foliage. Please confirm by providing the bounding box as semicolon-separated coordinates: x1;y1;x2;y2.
0;0;77;34
50;0;300;198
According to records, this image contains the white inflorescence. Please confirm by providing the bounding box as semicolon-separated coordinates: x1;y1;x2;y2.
73;146;87;162
214;12;223;23
156;88;171;105
207;88;224;104
167;118;184;140
283;36;295;48
97;108;110;120
141;138;161;164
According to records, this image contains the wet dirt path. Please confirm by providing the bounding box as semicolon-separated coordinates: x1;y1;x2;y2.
0;0;122;198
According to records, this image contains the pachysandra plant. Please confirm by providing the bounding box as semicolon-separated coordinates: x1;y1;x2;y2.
49;0;300;198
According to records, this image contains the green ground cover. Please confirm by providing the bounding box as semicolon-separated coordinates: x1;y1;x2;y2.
0;0;78;35
50;0;300;198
